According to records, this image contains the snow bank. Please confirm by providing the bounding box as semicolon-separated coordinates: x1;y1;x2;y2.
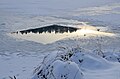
70;47;111;70
32;47;113;79
32;60;83;79
104;52;120;62
32;51;84;79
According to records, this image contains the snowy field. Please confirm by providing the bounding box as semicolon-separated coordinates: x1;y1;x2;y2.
0;0;120;79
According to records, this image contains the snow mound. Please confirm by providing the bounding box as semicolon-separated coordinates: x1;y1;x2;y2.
32;50;84;79
70;48;111;70
32;53;83;79
104;52;120;62
32;47;112;79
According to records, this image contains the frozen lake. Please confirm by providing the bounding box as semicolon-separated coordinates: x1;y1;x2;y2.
9;24;115;44
0;0;120;79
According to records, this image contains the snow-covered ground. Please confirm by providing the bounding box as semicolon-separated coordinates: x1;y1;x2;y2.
0;0;120;79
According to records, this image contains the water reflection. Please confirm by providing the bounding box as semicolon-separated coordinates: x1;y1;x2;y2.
18;25;78;34
10;24;115;44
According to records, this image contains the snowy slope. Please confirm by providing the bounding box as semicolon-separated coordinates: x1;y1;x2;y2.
0;0;120;79
32;47;120;79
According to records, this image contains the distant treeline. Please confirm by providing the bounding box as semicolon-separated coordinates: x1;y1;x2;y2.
17;24;79;34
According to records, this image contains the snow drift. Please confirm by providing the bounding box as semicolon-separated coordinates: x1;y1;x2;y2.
32;50;84;79
32;47;113;79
